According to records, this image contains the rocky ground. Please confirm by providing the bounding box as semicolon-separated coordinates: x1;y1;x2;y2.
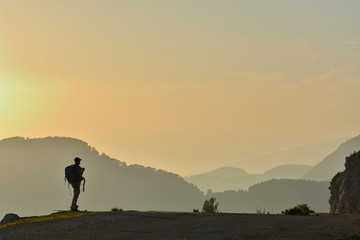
0;211;360;240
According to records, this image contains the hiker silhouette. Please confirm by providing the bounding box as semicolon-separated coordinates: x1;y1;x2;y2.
65;157;85;211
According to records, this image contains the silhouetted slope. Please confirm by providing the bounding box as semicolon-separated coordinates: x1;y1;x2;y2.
302;135;360;181
231;138;347;173
0;137;204;217
262;164;312;178
210;179;330;213
199;167;248;178
185;167;250;192
186;165;312;192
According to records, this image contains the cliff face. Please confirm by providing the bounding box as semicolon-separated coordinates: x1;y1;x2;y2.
329;151;360;213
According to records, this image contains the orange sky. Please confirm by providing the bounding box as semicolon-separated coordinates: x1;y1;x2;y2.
1;1;360;175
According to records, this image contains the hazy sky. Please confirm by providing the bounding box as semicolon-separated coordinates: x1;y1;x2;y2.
1;0;359;175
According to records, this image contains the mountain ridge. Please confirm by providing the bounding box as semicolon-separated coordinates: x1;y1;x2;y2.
186;164;312;192
230;137;348;174
301;135;360;181
0;136;204;218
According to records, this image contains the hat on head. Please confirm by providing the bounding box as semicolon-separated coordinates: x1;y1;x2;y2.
74;157;82;162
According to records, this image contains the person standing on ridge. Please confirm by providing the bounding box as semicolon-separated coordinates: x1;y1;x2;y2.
68;157;85;211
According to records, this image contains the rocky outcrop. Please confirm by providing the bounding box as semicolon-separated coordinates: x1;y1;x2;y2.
329;151;360;213
1;213;20;224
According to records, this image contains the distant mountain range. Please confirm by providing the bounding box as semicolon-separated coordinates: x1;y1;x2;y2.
185;165;312;192
301;135;360;181
187;135;360;192
230;137;348;173
1;135;357;217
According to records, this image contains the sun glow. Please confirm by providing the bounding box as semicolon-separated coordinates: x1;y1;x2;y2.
0;75;28;137
0;74;69;137
0;75;20;113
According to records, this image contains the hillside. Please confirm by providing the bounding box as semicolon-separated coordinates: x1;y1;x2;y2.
187;135;360;192
262;164;312;178
198;167;248;178
302;135;360;181
186;164;312;192
231;138;347;173
209;179;330;213
0;137;204;218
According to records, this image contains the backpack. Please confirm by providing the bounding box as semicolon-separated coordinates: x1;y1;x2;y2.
65;164;75;183
64;164;86;192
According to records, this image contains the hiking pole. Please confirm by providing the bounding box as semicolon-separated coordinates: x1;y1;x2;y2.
82;178;86;192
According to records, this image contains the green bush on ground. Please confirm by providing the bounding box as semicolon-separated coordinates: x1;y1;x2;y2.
111;206;123;212
282;204;318;216
202;197;219;213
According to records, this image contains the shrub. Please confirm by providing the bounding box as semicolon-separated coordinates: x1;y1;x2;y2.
111;206;123;212
256;208;267;214
282;204;317;216
202;197;219;213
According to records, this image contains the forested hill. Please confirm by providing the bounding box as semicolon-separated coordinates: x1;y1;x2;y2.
0;137;204;217
209;179;330;213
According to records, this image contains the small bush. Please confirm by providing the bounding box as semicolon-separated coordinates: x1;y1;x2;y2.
256;208;267;214
202;197;219;213
111;206;123;212
282;204;317;216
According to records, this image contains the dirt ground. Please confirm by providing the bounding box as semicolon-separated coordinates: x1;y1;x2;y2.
0;211;360;240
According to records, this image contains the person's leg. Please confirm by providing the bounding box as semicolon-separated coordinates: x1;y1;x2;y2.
71;182;81;210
